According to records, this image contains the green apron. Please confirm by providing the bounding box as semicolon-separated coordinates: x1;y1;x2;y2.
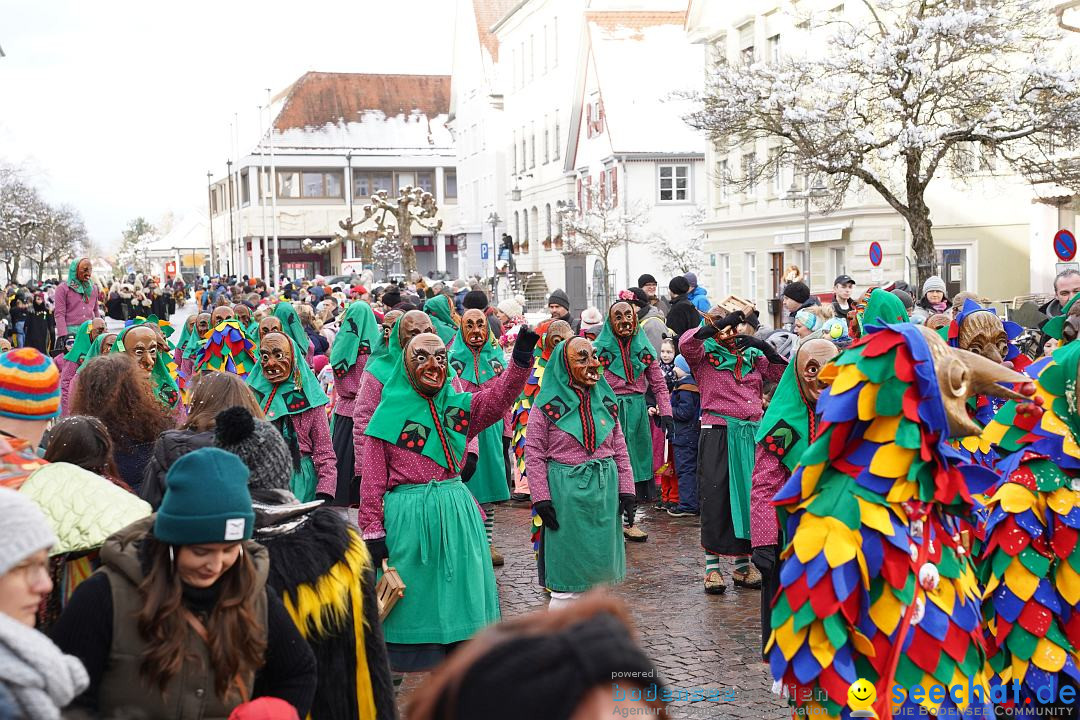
719;414;759;540
282;420;317;502
466;422;511;504
380;479;500;644
543;458;625;592
615;393;652;483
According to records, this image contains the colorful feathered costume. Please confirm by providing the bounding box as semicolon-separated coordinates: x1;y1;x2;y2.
979;341;1080;706
193;318;258;378
769;323;1028;718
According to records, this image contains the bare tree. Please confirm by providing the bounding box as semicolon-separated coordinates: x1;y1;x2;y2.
685;0;1080;287
361;186;442;275
650;206;706;276
559;183;649;306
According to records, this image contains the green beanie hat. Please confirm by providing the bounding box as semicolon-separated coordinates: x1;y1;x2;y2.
154;447;254;545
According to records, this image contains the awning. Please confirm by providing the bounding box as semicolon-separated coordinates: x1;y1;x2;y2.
774;222;852;246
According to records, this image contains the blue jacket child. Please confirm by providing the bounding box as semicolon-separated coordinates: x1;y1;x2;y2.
669;355;701;515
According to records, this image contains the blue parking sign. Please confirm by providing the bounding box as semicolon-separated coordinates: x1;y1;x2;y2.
481;243;489;260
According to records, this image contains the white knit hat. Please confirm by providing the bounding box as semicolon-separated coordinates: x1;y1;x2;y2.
0;487;56;576
497;298;523;318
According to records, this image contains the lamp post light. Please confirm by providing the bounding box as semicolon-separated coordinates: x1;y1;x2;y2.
784;175;830;288
486;211;501;303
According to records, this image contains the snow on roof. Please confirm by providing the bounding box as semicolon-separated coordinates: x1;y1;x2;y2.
146;213;210;253
473;0;520;63
587;12;704;155
266;72;454;152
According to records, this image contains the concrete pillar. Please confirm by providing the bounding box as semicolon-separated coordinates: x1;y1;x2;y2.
435;166;446;206
436;233;447;273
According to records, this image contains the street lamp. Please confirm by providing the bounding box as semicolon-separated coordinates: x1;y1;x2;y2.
784;175;830;288
486;211;501;303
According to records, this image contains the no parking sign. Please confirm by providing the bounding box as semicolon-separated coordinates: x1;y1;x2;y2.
869;241;883;267
1055;229;1077;262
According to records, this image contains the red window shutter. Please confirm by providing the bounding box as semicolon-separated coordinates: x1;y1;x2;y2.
586;176;592;210
577;177;583;211
610;168;618;207
586;104;593;139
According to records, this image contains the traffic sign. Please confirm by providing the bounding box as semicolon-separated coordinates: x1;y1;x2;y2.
1055;229;1077;262
868;241;883;267
481;243;489;260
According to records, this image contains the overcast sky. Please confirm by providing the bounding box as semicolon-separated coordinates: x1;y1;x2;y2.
0;0;456;250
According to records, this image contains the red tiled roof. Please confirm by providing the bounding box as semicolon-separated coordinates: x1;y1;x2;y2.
473;0;519;63
274;72;451;131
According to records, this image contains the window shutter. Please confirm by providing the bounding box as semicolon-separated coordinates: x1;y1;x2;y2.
610;168;618;207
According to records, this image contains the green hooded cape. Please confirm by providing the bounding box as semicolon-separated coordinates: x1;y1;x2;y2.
861;289;909;331
754;361;815;473
448;318;504;385
63;320;96;365
425;294;458;344
328;301;382;377
271;302;310;358
246;335;328;421
66;258;94;302
1043;292;1079;341
112;323;181;410
364;334;472;472
77;332;116;372
702;330;763;380
532;340;619;454
591;308;655;382
365;315;407;385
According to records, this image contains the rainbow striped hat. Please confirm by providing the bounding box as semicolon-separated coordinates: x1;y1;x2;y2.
0;349;61;420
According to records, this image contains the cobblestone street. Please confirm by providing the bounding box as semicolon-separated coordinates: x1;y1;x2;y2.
396;501;790;719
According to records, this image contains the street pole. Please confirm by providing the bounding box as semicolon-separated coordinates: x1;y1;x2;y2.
206;172;216;276
233;113;246;279
267;88;280;292
803;194;811;288
226;159;235;277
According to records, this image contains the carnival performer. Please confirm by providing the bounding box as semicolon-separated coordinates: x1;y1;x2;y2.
358;326;537;672
215;406;396;720
978;339;1080;710
425;294;459;344
59;317;105;415
173;314;197;368
449;308;512;564
234;303;258;345
258;314;284;346
179;312;211;384
526;337;635;609
53;258;102;349
272;302;315;366
111;322;186;425
679;309;786;592
327;301;382;506
749;338;836;652
592;299;672;542
246;331;335;503
769;324;1030;719
193;316;258;379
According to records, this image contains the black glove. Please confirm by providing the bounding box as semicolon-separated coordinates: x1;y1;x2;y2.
619;493;637;519
735;334;786;364
315;492;334;503
533;500;559;531
694;311;744;340
660;415;674;438
366;538;389;567
512;327;541;367
461;452;478;481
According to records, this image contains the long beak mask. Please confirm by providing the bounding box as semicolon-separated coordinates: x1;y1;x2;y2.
919;326;1033;437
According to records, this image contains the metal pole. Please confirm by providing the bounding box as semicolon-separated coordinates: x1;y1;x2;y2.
206;172;217;276
491;222;497;303
803;194;811;289
267;88;281;292
226;160;235;277
234;113;246;279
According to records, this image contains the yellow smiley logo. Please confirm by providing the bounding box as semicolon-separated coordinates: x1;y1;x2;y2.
847;679;877;717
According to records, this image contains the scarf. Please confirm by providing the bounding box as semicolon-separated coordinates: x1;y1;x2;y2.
328;301;381;377
532;340;619;453
66;258;93;303
246;336;328;422
364;336;472;472
112;323;182;410
754;361;816;473
591;309;654;382
449;319;504;386
0;611;88;720
271;302;310;359
425;295;458;343
62;320;94;364
702;332;762;380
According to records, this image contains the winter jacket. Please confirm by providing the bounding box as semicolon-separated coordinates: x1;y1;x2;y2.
666;295;700;349
50;516;317;719
638;305;669;358
53;282;102;337
670;382;701;446
140;429;216;509
687;286;711;313
305;327;329;356
112;435;157;497
20;462;150;556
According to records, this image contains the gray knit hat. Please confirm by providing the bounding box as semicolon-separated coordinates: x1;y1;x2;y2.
921;275;947;298
214;407;293;491
0;487;56;576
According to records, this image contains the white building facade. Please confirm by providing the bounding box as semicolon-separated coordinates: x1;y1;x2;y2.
207;72;458;283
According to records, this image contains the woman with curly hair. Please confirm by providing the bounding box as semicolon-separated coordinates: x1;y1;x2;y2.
70;353;174;494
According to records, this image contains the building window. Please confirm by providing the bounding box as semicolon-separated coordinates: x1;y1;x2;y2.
521;130;527;172
830;247;846;279
528;34;534;82
373;172;393;194
769;148;784;197
545;203;552;239
553;113;561;160
417;171;434;194
767;34;781;64
609;167;618;207
543;117;550;164
741;153;757;201
658;164;689;202
277;172;300;198
353;171;399;198
279;170;342;199
240;170;250;206
738;22;754;64
445;170;457;199
514;211;520;244
530;124;536;168
585;176;592;210
511;47;518;89
717;158;729;203
512;130;518;174
523;208;529;242
745;252;758;297
543;25;549;73
552;16;558;67
710;33;727;71
530;206;539;244
721;254;731;294
519;41;526;86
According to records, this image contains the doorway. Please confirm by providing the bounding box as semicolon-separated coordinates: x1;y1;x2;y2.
941;248;968;299
769;252;785;327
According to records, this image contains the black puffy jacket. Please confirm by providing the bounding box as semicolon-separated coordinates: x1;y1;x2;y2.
139;428;215;509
